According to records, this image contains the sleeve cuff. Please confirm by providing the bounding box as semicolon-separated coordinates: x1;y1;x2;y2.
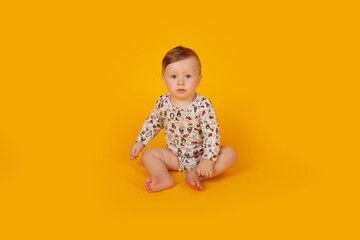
201;152;219;162
136;135;150;147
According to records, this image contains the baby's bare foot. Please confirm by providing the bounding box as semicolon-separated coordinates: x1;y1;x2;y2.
185;171;204;191
145;175;175;193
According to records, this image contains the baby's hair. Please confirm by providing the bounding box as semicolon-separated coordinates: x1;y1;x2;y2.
162;45;202;75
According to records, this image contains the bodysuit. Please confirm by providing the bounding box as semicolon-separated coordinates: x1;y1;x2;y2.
136;92;221;172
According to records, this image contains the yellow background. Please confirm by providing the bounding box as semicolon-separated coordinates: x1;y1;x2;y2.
1;0;359;239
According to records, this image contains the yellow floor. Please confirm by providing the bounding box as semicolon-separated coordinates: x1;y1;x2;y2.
1;1;359;239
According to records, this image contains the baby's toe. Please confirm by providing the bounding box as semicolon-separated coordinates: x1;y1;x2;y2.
145;184;152;192
145;177;153;183
192;181;199;190
191;179;198;187
195;180;203;190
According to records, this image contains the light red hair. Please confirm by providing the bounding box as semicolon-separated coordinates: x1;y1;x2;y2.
162;46;201;75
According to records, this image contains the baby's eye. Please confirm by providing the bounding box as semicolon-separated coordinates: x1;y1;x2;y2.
185;74;191;78
170;75;177;79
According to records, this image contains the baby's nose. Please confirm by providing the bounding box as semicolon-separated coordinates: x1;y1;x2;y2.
177;76;185;84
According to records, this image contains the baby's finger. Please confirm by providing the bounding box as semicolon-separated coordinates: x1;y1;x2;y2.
130;151;136;160
135;148;140;155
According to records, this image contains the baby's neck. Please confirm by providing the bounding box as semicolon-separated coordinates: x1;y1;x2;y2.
170;93;197;108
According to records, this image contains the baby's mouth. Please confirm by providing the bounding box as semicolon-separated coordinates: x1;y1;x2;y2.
176;89;186;92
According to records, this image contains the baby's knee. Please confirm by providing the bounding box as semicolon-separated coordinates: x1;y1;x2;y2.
229;146;238;159
141;148;158;163
141;148;152;161
222;146;238;164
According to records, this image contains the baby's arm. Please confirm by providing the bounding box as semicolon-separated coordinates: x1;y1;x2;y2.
130;96;164;160
199;99;221;161
135;97;164;146
196;98;221;177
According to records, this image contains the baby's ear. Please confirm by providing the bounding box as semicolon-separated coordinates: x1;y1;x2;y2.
197;75;202;87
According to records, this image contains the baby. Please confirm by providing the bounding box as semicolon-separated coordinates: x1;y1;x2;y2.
129;46;238;192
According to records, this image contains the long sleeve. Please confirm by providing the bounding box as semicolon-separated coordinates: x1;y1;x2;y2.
199;98;221;161
135;97;164;147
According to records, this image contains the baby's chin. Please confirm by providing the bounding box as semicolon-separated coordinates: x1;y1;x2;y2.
171;91;197;99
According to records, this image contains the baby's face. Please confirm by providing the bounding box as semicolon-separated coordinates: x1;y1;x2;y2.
161;57;202;101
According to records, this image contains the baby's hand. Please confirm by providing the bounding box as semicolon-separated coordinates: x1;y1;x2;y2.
196;158;215;178
129;142;145;160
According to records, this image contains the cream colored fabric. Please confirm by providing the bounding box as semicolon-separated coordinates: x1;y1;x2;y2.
177;155;202;172
136;92;221;162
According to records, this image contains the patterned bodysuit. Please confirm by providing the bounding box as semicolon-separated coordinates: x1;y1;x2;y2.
136;92;221;172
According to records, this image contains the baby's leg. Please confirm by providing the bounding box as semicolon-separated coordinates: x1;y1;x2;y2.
141;147;180;193
185;146;237;190
198;145;238;180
